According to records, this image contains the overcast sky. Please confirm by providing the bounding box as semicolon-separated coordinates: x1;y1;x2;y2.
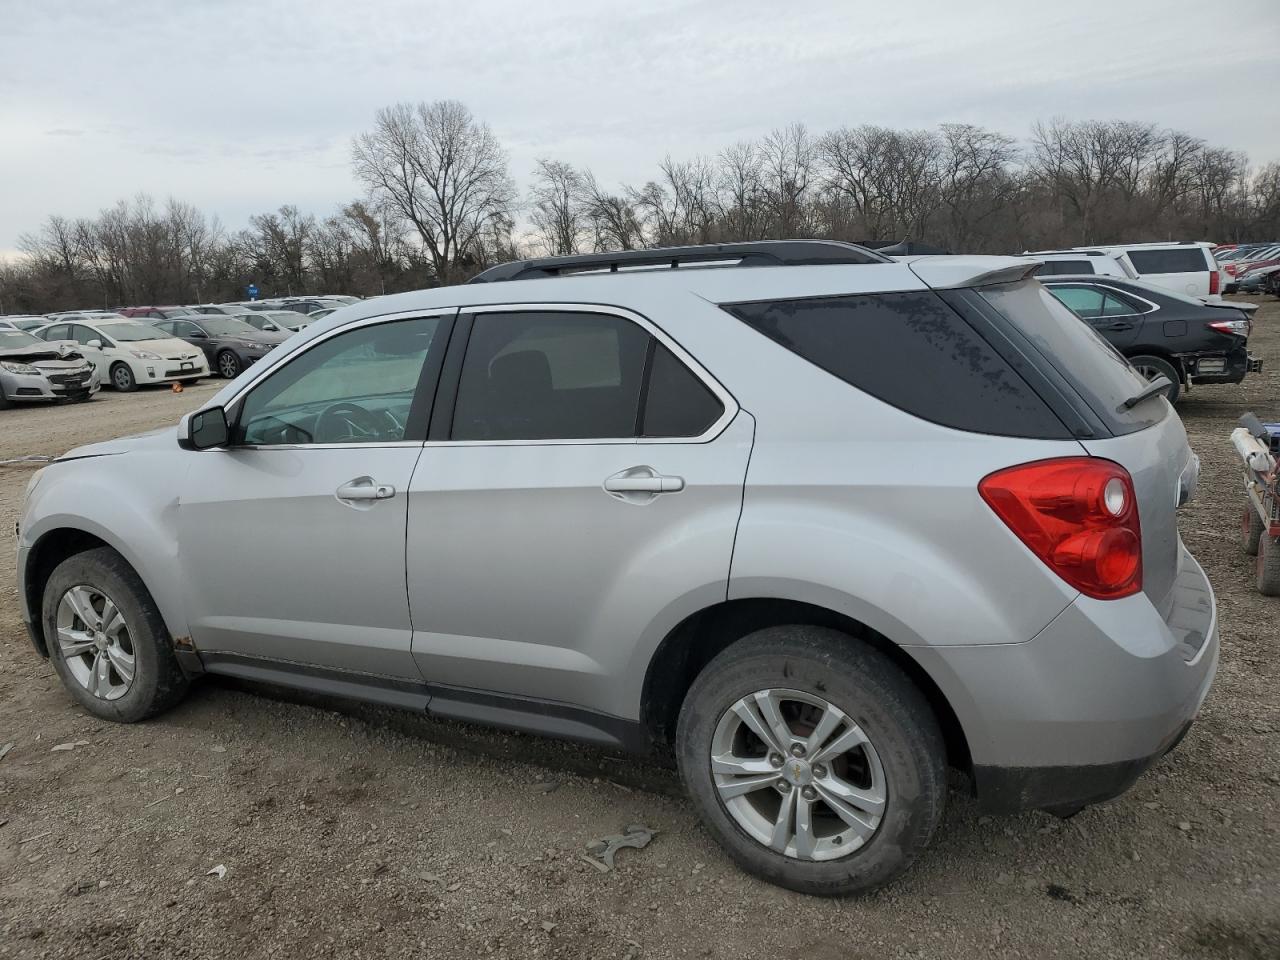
2;0;1278;256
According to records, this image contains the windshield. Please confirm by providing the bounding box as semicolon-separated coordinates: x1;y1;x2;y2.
0;329;45;350
199;317;259;336
99;321;172;342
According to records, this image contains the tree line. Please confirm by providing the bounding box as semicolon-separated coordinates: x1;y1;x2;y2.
4;99;1279;313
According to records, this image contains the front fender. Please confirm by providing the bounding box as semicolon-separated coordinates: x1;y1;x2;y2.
19;456;193;645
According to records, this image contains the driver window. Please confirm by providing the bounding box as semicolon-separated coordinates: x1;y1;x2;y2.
234;317;439;447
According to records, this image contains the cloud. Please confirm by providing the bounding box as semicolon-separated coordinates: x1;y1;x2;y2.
0;0;1278;250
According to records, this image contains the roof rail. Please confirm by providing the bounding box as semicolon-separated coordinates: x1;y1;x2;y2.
467;240;889;283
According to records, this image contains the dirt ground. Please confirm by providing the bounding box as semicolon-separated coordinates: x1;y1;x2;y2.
1;304;1277;960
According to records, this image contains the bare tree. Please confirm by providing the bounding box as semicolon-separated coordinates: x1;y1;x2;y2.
936;124;1019;250
759;124;816;236
352;100;515;284
718;141;767;241
575;171;644;251
529;159;587;256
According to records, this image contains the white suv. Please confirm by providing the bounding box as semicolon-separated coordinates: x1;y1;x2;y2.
1023;250;1135;279
1052;243;1223;302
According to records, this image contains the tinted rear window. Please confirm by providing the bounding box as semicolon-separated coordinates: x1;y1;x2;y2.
724;291;1070;439
978;281;1162;435
1037;259;1094;275
1126;248;1209;275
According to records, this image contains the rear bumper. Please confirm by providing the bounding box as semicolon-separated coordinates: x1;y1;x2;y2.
908;544;1218;812
1183;348;1254;384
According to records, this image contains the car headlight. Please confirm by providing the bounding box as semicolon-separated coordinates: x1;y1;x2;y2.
0;360;40;375
130;350;162;360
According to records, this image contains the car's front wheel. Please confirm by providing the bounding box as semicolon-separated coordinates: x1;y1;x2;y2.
42;547;190;722
677;626;946;896
217;350;241;379
110;362;137;392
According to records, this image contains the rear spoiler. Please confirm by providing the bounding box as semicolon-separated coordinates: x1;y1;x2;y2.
907;256;1043;290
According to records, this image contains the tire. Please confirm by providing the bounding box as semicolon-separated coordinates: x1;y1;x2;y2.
216;350;241;379
1242;503;1264;557
110;362;137;392
676;626;946;896
41;547;190;723
1258;534;1280;596
1127;355;1181;404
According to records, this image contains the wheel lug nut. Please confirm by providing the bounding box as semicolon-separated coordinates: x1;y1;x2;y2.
776;781;791;793
790;744;806;758
812;765;826;778
769;753;784;768
802;786;817;801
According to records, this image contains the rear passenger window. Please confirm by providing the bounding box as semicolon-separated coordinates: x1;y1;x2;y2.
1126;249;1209;274
452;312;649;441
642;342;724;437
724;292;1069;439
451;312;725;442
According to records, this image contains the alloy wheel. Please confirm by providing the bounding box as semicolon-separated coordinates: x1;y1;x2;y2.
55;585;135;701
710;688;886;861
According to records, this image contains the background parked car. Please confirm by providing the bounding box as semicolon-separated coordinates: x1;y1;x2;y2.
183;304;244;316
274;297;348;316
1042;275;1259;402
1022;249;1134;278
0;315;53;332
151;315;287;378
117;306;200;321
0;327;99;407
228;309;313;334
32;316;208;391
1051;242;1223;300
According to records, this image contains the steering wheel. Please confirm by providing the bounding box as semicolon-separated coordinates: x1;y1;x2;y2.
313;402;383;443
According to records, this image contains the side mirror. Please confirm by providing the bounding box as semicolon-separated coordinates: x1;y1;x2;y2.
190;330;208;339
179;406;230;450
86;339;102;349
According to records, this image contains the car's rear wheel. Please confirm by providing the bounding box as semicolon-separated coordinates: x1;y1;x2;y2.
217;350;241;379
1242;503;1265;556
110;362;137;392
1128;355;1180;403
676;626;946;896
42;547;190;722
1257;534;1280;596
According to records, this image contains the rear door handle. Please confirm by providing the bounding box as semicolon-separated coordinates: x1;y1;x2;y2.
336;476;396;502
604;466;685;501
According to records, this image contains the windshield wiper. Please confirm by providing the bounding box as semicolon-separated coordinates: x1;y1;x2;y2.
1121;376;1174;410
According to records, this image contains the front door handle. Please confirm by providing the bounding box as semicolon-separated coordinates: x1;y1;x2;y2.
336;476;396;502
603;466;685;502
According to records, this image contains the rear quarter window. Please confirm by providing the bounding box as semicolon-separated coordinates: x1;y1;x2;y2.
1126;248;1210;275
723;291;1070;439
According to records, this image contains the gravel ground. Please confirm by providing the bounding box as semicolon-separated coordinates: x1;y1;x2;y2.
1;306;1277;960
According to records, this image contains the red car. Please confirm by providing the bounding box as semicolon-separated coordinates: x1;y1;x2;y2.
117;306;195;321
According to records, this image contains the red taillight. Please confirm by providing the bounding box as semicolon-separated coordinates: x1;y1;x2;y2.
1209;270;1220;295
979;458;1142;600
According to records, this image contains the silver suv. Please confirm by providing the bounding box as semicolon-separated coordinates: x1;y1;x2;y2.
15;242;1217;895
